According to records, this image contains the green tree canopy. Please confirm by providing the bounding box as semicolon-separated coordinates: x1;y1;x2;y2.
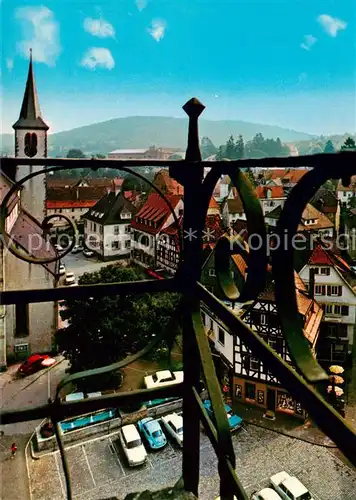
201;137;217;159
235;134;244;159
324;140;335;153
56;265;181;373
225;135;236;159
66;148;87;158
342;137;356;150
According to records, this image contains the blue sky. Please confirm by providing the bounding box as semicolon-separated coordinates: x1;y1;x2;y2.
1;0;355;135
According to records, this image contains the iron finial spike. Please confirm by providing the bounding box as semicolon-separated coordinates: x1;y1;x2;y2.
183;97;205;162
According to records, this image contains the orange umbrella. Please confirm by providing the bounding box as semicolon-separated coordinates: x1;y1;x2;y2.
329;365;344;374
328;375;344;385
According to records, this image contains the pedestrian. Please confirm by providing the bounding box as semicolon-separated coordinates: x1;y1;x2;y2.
10;442;17;459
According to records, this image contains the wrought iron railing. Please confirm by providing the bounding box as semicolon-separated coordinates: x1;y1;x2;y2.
1;98;356;500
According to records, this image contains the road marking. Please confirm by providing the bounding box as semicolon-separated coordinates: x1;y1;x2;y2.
146;454;153;469
109;437;126;476
54;451;67;499
82;445;96;487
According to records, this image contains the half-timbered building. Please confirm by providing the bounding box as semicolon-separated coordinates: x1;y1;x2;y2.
299;243;356;366
200;250;323;418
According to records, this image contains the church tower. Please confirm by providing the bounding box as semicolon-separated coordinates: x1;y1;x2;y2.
12;49;49;221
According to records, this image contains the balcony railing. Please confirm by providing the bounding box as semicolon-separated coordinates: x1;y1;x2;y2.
1;98;356;500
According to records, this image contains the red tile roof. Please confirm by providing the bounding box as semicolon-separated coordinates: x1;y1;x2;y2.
153;170;184;195
10;210;57;276
308;244;351;272
131;193;182;234
267;169;309;184
47;186;108;202
308;245;335;266
255;186;285;199
46;200;96;209
209;197;219;209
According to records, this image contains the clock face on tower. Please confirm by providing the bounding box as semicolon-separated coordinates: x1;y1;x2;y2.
24;132;38;157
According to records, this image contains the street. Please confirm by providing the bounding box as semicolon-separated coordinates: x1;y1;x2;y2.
26;420;356;500
60;252;111;280
0;358;69;500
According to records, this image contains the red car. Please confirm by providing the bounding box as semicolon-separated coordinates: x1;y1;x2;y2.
18;354;56;375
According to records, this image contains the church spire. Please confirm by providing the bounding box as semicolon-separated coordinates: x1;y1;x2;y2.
13;49;49;131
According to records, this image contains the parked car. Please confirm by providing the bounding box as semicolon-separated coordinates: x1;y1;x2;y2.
64;272;76;286
161;413;183;447
203;400;243;432
143;397;180;408
77;244;84;252
137;417;167;450
83;249;94;257
71;245;81;254
251;488;283;500
144;370;183;389
18;354;56;376
54;244;64;252
118;424;147;467
270;471;313;500
59;264;66;276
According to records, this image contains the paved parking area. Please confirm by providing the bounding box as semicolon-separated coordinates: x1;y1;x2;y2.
27;424;356;500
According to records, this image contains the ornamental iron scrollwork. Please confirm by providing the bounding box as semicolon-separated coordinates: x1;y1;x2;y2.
1;98;356;500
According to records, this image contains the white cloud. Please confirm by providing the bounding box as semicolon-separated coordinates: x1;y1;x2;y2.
317;14;347;37
83;17;115;38
148;19;166;42
80;47;115;70
136;0;148;11
6;58;14;71
300;34;317;51
15;6;60;66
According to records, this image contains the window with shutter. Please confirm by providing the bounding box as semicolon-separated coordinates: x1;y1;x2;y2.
328;285;340;296
341;305;349;316
334;305;341;315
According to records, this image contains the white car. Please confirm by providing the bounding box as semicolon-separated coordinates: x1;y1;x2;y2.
119;424;147;467
270;471;313;500
83;249;94;257
59;264;66;276
65;272;76;286
71;245;80;254
161;413;183;447
251;488;283;500
144;370;183;389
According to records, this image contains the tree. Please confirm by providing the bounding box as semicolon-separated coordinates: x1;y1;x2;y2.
342;137;356;150
324;140;335;153
56;265;181;374
201;137;217;159
215;145;226;160
245;167;256;186
66;149;87;158
225;135;236;159
234;134;244;159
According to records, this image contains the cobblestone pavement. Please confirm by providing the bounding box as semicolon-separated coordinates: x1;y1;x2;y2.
26;423;356;500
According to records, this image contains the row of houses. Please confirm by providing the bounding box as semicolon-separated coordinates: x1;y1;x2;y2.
77;165;354;418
